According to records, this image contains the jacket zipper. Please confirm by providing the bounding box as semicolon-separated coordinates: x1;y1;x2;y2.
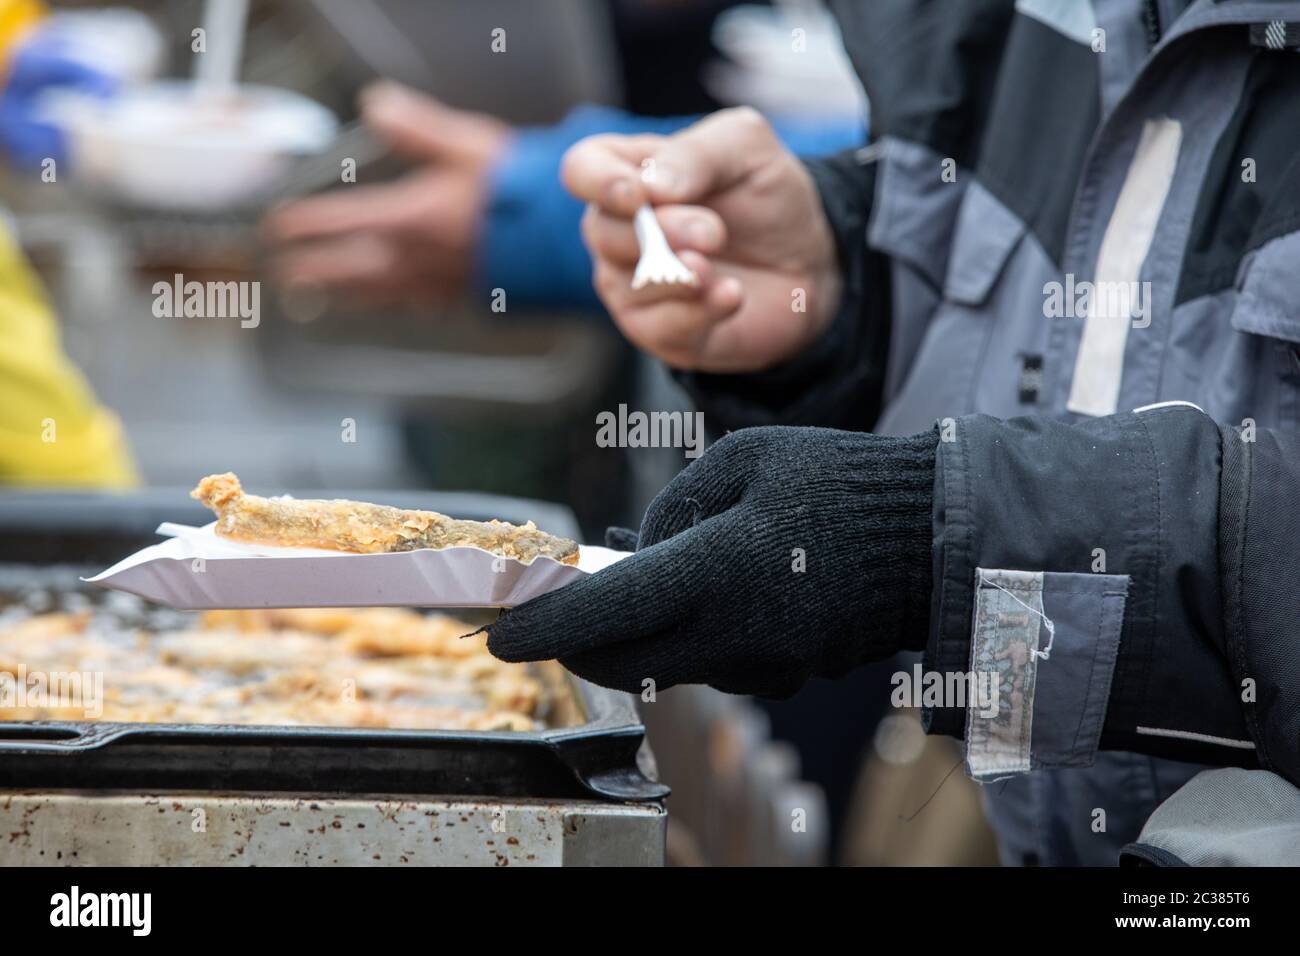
1143;0;1163;48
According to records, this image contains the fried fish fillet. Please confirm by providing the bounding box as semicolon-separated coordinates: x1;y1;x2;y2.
191;472;579;565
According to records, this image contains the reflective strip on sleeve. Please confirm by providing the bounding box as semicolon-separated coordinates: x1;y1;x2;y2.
966;569;1045;780
966;568;1130;782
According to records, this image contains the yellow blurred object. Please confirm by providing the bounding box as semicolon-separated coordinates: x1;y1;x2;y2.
0;0;45;72
0;225;137;488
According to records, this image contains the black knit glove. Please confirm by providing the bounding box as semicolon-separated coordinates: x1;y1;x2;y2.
487;426;937;698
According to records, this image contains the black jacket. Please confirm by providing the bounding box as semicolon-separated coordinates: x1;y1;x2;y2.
679;0;1300;829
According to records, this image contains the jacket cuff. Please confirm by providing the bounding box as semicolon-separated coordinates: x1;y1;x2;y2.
1218;421;1300;784
924;407;1253;777
673;150;890;433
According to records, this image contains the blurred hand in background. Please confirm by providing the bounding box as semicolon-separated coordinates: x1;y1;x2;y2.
0;5;118;170
563;107;841;373
263;81;511;308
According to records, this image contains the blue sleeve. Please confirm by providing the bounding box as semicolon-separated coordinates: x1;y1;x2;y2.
475;105;864;314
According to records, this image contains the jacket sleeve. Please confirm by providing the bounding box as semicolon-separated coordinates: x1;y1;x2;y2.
674;148;894;433
674;0;1021;434
923;403;1300;786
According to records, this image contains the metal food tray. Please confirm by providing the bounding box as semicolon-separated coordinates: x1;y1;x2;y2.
0;681;666;802
0;490;668;803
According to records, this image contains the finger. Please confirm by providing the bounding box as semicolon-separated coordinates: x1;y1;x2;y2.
359;80;504;165
274;237;463;305
595;257;707;306
637;429;763;546
554;516;746;693
593;257;709;310
581;204;639;265
687;254;745;316
487;535;701;663
640;107;780;205
559;630;709;694
628;251;716;305
270;233;401;291
658;206;729;254
614;259;743;339
560;132;664;214
262;183;420;241
582;203;726;266
607;307;747;371
604;526;638;550
597;251;736;310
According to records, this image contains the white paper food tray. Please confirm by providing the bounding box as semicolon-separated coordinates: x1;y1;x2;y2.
84;523;628;609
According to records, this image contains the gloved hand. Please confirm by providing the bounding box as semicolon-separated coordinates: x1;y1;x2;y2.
488;425;937;698
0;28;117;170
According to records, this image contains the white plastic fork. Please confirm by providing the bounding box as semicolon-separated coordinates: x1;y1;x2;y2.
631;204;700;290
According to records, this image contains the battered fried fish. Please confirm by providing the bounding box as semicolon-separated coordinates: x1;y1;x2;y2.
191;473;579;565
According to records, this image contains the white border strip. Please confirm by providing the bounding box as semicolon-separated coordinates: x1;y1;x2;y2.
1132;400;1205;414
1136;726;1257;750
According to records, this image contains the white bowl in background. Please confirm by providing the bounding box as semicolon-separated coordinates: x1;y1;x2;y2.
40;80;338;212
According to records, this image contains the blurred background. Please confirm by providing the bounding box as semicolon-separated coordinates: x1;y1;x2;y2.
3;0;865;537
0;0;995;865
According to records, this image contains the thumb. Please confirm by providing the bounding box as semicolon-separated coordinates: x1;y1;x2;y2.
359;81;503;166
604;526;638;551
636;428;765;547
640;107;781;205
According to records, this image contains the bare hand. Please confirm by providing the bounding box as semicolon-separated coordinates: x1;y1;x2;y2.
563;107;841;372
262;81;511;307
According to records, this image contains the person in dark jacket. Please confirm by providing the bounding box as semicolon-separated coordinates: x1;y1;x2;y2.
488;0;1300;865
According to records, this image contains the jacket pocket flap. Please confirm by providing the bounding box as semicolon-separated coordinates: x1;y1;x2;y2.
1232;231;1300;344
965;568;1128;781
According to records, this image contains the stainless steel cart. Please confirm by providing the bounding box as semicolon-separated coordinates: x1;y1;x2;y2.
0;490;667;867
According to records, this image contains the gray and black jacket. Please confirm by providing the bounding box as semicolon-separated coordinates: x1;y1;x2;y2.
680;0;1300;865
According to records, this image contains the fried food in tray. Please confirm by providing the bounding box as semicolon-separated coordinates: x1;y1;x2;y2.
192;472;580;565
0;602;543;731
